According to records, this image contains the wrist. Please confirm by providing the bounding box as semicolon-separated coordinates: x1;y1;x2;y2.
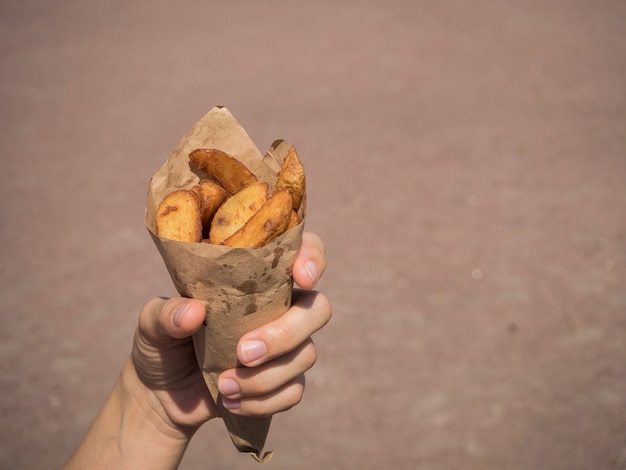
120;357;200;442
64;359;195;470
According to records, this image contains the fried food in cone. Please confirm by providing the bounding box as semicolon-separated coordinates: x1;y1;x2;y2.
155;189;202;242
190;148;259;194
223;190;293;248
145;107;306;462
209;182;269;245
192;179;229;235
274;145;306;213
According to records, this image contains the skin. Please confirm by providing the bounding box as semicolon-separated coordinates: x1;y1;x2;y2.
64;232;331;469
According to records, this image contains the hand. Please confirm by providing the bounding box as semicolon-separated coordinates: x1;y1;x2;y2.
130;231;331;433
65;232;330;469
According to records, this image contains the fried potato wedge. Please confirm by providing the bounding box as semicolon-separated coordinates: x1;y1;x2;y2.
223;190;292;248
274;145;305;213
155;189;203;242
189;148;258;194
192;179;229;234
209;181;269;245
287;210;301;230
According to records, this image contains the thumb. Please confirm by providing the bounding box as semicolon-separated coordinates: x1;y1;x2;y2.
138;297;206;344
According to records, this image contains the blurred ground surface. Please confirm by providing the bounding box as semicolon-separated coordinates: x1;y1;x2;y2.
1;1;625;469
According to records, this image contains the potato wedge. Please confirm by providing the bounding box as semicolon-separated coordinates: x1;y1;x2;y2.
287;210;301;230
192;179;228;234
222;190;292;248
209;181;269;245
155;189;203;242
274;145;305;213
189;148;258;194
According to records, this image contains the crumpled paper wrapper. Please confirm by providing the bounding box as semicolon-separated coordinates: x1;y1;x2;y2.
145;106;305;462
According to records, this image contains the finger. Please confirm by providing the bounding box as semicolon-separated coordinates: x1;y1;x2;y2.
221;375;306;417
218;338;317;399
293;231;327;290
137;297;206;345
133;297;207;391
236;291;331;367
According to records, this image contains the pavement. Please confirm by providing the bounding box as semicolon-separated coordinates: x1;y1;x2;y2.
1;1;625;469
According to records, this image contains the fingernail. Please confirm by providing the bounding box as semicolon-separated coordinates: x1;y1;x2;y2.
304;261;318;284
218;378;240;396
222;397;240;410
173;302;191;327
240;340;267;363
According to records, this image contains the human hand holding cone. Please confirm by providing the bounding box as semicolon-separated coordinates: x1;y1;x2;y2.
144;107;306;461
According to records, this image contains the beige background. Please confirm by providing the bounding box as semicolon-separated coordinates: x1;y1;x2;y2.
1;1;625;469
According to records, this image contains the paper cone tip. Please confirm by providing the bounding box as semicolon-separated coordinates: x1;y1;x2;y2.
248;450;274;463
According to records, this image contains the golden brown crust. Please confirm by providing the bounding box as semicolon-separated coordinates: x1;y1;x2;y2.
287;210;301;230
222;190;293;248
155;146;304;247
274;145;305;213
192;179;229;236
209;182;269;245
189;148;258;194
155;189;203;242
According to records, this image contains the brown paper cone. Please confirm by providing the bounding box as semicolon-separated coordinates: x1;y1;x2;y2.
145;107;305;461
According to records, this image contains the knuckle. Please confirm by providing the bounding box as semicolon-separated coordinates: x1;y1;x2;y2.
138;297;163;324
299;339;318;370
285;379;305;408
270;320;296;346
241;379;305;418
250;370;273;395
314;292;332;325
